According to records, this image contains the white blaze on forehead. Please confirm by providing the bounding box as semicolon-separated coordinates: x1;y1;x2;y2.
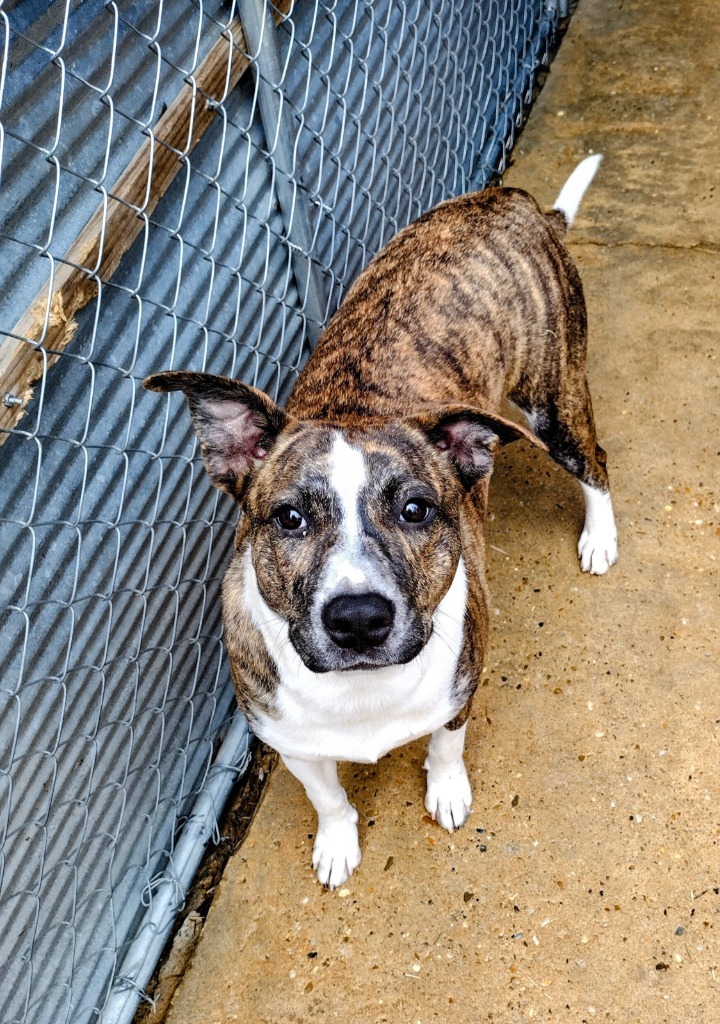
330;431;367;544
323;431;370;592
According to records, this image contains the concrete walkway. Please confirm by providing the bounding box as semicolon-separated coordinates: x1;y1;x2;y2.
164;1;719;1021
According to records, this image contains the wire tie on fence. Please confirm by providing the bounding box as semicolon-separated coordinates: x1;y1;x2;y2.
187;801;222;846
212;749;252;778
111;973;158;1011
285;239;306;255
310;198;334;215
141;873;185;909
209;814;222;846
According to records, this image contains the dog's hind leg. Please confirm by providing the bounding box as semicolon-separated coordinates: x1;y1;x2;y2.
282;755;361;888
424;722;473;832
514;376;618;575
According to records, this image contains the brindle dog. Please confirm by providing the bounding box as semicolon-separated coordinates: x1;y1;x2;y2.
144;155;617;888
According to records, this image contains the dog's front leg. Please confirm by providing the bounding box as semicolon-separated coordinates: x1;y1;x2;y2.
282;755;361;889
578;481;618;575
424;722;472;832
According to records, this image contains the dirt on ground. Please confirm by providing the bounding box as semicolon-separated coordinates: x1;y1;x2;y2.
162;0;720;1020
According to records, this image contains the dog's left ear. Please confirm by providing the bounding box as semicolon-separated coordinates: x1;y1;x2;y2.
409;405;547;489
143;371;289;501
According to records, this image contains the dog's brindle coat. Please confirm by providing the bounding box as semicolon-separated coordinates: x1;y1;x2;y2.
145;163;618;888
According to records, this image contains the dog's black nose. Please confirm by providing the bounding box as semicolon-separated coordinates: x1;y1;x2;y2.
322;593;394;652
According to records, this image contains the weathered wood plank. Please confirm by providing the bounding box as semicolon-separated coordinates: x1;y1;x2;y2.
1;1;294;439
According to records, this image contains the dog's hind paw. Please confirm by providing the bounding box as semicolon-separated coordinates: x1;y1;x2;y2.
312;816;361;889
424;763;473;833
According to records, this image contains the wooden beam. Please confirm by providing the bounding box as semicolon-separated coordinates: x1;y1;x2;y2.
0;1;294;440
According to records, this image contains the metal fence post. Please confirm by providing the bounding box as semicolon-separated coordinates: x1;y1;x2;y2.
99;715;252;1024
238;0;327;347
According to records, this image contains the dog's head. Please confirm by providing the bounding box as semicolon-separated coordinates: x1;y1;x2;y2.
144;372;542;673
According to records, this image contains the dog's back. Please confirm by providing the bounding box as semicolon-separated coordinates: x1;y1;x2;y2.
289;186;586;422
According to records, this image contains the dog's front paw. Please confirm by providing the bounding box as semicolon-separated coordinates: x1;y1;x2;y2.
312;814;361;889
578;485;618;574
424;761;473;833
578;524;618;575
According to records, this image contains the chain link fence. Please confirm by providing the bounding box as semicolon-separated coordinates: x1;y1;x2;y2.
0;1;563;1021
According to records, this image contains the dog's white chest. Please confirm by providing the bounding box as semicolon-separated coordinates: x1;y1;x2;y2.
244;555;468;763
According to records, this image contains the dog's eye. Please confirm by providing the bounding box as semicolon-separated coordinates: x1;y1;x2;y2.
399;498;433;524
274;505;307;532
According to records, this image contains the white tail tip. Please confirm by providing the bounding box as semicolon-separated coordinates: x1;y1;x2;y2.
553;154;603;227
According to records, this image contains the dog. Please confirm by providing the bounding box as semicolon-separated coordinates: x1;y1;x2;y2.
144;155;617;889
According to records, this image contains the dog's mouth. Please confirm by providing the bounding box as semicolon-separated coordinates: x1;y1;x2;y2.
340;660;387;673
293;629;429;675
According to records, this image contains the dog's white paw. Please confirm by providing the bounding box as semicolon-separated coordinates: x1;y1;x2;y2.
312;813;361;889
424;761;473;833
578;484;618;574
578;523;618;575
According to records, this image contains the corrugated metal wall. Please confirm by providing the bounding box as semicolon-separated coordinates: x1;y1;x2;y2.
0;2;559;1021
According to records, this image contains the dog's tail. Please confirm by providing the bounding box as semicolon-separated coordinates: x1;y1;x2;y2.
548;154;603;234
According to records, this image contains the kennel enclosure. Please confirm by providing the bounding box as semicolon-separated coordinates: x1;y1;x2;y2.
0;2;566;1021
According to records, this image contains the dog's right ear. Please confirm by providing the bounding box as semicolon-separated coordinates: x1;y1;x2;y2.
143;371;289;501
408;404;547;490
